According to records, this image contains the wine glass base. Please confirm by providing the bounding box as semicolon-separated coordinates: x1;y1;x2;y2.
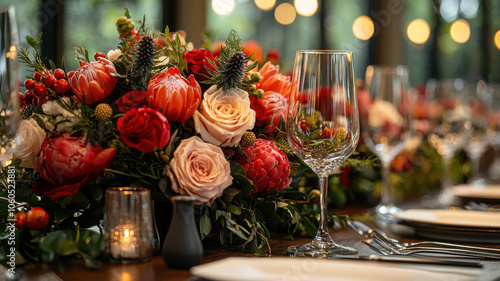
287;242;358;258
375;204;401;216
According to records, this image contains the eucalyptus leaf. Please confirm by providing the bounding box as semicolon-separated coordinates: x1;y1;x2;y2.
255;201;280;228
77;230;103;258
40;230;79;256
221;187;240;203
199;209;211;239
53;209;74;223
226;225;247;240
301;216;317;237
226;204;241;216
26;35;37;48
90;186;103;201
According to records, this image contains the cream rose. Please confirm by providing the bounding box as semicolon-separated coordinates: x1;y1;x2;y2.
13;119;46;168
167;136;232;204
193;85;255;146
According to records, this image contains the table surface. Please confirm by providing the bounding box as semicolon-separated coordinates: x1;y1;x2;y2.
17;203;500;281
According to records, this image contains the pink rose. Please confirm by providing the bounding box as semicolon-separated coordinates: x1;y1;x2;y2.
167;136;232;204
193;85;255;146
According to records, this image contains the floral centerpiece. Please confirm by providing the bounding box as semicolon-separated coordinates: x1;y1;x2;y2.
0;9;377;268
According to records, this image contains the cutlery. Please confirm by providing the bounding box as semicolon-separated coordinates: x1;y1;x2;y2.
350;220;500;259
358;254;482;268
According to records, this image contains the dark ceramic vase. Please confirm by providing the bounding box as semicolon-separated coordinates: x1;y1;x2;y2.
162;196;203;269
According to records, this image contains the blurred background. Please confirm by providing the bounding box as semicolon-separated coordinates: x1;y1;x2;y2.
5;0;500;84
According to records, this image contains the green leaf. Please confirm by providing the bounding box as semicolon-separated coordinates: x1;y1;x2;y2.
62;192;90;209
199;209;211;239
230;162;246;175
124;8;131;18
90;186;103;201
301;216;318;238
221;187;240;203
40;230;79;256
256;201;281;228
26;35;37;48
226;204;242;215
54;209;73;222
77;230;103;258
226;225;247;240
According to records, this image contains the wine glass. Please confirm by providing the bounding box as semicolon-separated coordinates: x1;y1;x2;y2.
487;83;500;182
286;50;360;257
361;65;412;215
462;80;490;187
425;78;467;206
0;6;21;169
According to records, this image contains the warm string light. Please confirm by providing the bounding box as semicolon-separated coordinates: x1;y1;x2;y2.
407;19;430;45
352;16;374;40
274;3;296;25
212;0;235;15
450;19;470;44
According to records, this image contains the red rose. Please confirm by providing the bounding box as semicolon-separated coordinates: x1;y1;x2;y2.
183;49;217;83
116;90;148;113
249;95;267;126
117;107;170;152
34;134;116;200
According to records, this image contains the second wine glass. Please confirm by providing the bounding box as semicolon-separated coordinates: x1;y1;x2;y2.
287;50;360;257
361;65;412;215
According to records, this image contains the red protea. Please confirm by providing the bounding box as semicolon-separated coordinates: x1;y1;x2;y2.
238;138;292;194
147;67;202;123
257;61;291;99
69;54;118;104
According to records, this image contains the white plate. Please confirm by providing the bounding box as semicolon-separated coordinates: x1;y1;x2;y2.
452;184;500;202
190;257;480;281
393;209;500;243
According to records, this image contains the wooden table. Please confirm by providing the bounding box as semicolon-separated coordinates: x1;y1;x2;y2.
17;203;500;281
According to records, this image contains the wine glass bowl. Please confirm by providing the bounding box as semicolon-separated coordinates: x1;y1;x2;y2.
0;6;21;168
361;65;412;215
286;50;359;257
425;78;467;206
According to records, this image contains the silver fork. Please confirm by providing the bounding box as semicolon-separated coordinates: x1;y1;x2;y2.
364;237;500;259
350;220;500;259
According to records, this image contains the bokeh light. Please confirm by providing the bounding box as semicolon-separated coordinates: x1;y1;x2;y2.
212;0;235;16
450;19;470;44
255;0;276;11
407;19;430;44
294;0;318;17
352;15;374;40
275;3;296;25
494;30;500;50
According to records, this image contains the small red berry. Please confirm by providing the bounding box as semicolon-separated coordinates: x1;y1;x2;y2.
54;68;65;79
37;98;48;106
25;207;49;230
299;120;309;134
33;71;42;82
24;90;34;104
43;75;56;88
94;52;106;60
24;79;35;90
15;212;27;229
322;127;332;138
53;79;69;94
33;83;47;99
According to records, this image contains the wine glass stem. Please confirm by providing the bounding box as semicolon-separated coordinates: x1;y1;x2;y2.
380;160;394;206
442;155;453;190
317;176;330;239
469;154;482;184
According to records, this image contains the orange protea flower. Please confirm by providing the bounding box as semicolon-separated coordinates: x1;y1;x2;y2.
242;40;263;63
69;54;118;104
147;67;202;123
257;61;292;99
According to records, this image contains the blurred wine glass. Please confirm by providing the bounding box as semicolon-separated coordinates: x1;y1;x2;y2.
462;80;490;188
286;50;360;257
425;78;467;206
361;65;412;215
0;6;21;169
487;83;500;182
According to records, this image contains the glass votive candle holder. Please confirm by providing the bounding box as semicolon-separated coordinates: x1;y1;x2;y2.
104;187;153;263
